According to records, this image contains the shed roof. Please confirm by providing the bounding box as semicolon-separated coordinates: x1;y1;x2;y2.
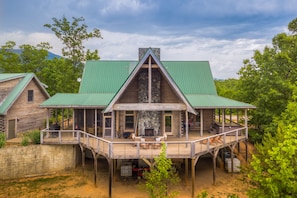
0;73;50;115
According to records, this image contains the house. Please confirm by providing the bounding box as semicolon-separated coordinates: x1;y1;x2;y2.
40;48;255;197
0;73;50;139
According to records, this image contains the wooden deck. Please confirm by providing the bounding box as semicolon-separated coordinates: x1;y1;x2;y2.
41;127;247;159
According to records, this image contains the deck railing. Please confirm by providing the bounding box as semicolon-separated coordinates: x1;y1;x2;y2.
41;127;247;159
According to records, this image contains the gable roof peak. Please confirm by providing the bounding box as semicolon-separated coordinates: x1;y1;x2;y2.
138;48;160;60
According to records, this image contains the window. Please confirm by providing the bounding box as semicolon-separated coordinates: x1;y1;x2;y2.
28;90;34;102
125;111;134;130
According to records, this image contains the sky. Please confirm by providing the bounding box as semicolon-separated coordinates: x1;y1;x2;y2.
0;0;296;79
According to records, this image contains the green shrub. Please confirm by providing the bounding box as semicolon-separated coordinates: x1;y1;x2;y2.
0;133;6;148
21;136;30;146
28;130;41;144
196;191;209;198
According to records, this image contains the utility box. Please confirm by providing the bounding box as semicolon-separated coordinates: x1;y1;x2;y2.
121;162;132;177
225;158;240;173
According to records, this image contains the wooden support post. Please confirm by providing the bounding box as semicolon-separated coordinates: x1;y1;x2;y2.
109;159;113;198
191;156;200;198
94;155;98;186
231;144;237;173
191;158;195;198
212;149;219;185
113;159;117;183
185;158;188;185
245;140;248;162
82;150;85;175
142;158;153;168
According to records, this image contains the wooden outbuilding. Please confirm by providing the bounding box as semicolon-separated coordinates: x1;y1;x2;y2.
0;73;50;139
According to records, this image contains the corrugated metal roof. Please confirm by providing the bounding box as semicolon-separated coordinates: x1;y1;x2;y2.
40;93;114;108
162;61;217;95
185;94;255;109
0;73;50;115
0;73;26;82
41;59;255;109
79;60;137;93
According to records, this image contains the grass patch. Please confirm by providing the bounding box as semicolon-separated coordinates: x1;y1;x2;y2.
0;175;71;197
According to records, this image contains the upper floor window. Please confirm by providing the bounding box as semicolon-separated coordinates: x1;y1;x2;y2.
125;111;134;130
28;90;34;102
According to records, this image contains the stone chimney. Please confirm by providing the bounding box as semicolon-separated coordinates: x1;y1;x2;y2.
138;48;160;60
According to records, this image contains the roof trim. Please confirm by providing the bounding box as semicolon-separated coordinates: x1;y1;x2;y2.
103;48;196;114
0;73;50;115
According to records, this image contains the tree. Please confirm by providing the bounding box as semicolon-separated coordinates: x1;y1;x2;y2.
0;41;22;72
0;41;80;95
44;16;102;70
39;58;80;95
237;17;297;140
248;102;297;197
144;143;180;198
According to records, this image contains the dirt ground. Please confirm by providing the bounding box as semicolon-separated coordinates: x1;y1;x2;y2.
0;156;249;198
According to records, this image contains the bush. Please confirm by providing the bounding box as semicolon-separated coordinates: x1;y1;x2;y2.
28;130;41;144
21;136;30;146
0;132;6;148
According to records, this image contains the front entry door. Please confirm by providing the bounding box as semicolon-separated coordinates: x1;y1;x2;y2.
8;119;16;139
164;113;173;135
103;115;112;137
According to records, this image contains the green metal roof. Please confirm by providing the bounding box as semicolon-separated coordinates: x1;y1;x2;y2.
185;94;255;109
79;61;137;93
0;73;50;115
79;60;217;95
41;57;255;109
163;61;217;95
40;93;114;108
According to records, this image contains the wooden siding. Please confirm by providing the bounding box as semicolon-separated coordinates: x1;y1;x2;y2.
118;77;138;103
203;109;215;131
6;79;48;135
0;116;4;132
160;71;181;103
0;77;21;89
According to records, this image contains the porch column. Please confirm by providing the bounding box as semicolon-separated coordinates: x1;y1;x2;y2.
200;109;203;136
222;109;225;133
103;112;105;137
61;108;64;129
83;109;87;132
229;108;232;127
73;109;75;130
245;109;248;138
46;109;50;129
186;111;189;141
95;109;98;136
111;111;115;140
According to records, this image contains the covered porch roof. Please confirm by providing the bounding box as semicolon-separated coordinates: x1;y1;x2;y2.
40;93;255;110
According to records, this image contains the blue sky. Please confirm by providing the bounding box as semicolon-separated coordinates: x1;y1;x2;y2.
1;0;296;79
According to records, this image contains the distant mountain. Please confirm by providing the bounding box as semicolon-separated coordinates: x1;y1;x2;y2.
9;49;61;60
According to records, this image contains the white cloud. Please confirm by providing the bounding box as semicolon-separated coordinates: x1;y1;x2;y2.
0;30;271;79
0;31;63;55
100;0;155;15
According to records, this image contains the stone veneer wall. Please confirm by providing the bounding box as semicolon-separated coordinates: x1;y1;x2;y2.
0;145;79;180
138;69;161;136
